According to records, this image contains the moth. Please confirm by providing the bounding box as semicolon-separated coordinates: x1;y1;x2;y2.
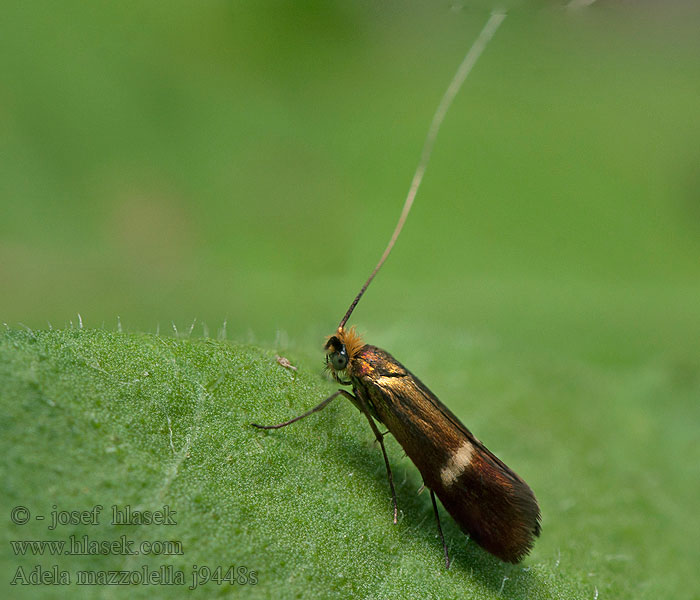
253;11;540;566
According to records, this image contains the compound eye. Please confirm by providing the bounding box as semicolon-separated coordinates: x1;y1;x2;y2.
330;348;348;371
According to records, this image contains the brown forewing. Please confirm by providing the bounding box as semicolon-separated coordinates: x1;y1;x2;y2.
349;344;541;563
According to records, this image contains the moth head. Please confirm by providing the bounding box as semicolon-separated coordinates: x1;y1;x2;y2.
324;326;364;382
325;334;348;372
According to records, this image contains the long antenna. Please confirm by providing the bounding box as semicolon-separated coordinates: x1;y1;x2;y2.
338;10;507;330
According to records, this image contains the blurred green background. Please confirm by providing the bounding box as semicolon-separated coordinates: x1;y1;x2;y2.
1;0;699;597
2;0;698;360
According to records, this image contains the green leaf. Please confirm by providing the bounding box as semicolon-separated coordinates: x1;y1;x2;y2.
1;328;697;599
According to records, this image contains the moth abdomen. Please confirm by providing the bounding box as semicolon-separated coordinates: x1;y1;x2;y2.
433;443;541;563
347;342;541;563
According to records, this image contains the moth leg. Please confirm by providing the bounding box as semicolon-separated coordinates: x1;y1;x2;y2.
251;390;341;429
430;489;451;569
338;389;399;525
